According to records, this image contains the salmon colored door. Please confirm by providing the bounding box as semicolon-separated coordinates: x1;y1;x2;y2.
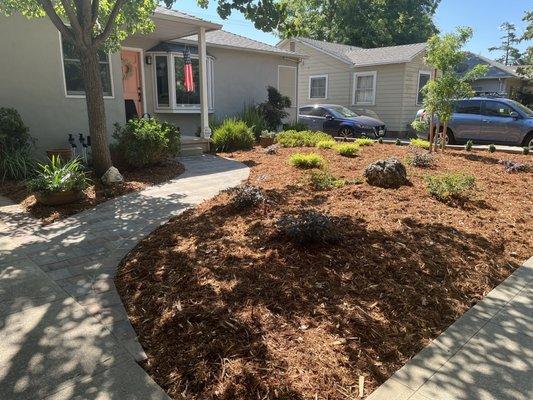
121;50;143;115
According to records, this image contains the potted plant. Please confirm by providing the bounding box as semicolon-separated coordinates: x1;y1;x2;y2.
259;130;276;148
46;148;73;161
27;156;90;205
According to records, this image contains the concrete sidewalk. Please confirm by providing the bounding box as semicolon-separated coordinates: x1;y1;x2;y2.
368;257;533;400
0;155;249;400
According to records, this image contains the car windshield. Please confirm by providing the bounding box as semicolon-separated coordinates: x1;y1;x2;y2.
328;106;359;118
507;100;533;117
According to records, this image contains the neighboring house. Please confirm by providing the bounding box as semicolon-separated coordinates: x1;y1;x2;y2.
278;37;436;136
0;8;301;156
459;52;531;96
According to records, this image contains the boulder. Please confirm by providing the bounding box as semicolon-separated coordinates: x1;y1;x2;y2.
364;158;408;188
101;166;124;185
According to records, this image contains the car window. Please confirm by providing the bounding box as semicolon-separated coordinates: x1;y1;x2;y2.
455;100;481;114
329;106;359;118
484;101;514;117
308;107;328;117
299;107;313;115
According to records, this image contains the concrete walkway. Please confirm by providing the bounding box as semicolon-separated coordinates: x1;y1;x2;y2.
369;257;533;400
0;155;249;400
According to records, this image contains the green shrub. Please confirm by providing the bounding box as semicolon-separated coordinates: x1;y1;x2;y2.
335;143;360;157
0;107;31;151
258;86;291;130
488;144;496;153
523;147;530;155
465;140;473;151
410;138;430;150
277;130;332;147
395;138;402;146
113;118;180;167
425;172;476;201
289;153;325;169
355;137;375;146
211;118;255;152
283;121;308;131
411;118;429;133
308;170;345;190
405;152;434;168
316;140;337;149
27;156;90;194
238;104;268;140
0;145;35;181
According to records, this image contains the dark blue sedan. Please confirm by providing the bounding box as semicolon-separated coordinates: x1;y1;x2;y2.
299;104;387;139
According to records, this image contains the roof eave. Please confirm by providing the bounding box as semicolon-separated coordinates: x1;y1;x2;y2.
293;38;353;65
153;11;222;32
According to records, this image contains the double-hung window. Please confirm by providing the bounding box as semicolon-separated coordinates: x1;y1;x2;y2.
417;71;431;105
153;53;214;112
60;35;113;97
309;75;328;99
353;71;377;105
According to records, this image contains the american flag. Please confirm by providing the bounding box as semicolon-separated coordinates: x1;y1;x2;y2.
183;50;195;92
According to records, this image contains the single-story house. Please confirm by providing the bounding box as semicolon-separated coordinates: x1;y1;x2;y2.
0;8;301;156
277;37;433;136
459;52;530;96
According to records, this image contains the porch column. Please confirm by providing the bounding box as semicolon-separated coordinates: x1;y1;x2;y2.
198;27;211;139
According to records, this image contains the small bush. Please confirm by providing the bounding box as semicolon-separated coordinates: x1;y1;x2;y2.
289;153;325;169
499;160;530;173
27;156;90;194
0;145;35;181
523;147;530;155
355;137;375;146
230;185;266;209
395;138;402;146
308;170;345;190
411;118;429;133
238;104;268;140
410;138;430;150
283;121;308;131
378;137;384;144
425;172;476;201
335;143;360;157
258;86;291;130
277;130;332;147
488;144;496;153
113;118;180;167
465;140;473;151
406;152;434;168
316;140;336;149
277;211;339;245
0;107;31;150
211;118;255;152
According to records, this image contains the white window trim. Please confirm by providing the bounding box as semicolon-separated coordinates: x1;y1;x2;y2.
417;70;432;105
352;71;377;106
277;65;297;106
308;74;328;99
150;51;214;113
58;32;115;99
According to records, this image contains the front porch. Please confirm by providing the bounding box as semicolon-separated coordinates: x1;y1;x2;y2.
180;135;211;156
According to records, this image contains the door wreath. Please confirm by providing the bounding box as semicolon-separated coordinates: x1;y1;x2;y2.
122;58;134;80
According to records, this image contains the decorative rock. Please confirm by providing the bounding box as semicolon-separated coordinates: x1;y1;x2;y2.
264;144;278;155
101;166;124;185
364;158;408;188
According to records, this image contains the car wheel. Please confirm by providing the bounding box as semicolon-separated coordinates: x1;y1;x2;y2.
436;128;455;146
338;127;354;139
522;132;533;149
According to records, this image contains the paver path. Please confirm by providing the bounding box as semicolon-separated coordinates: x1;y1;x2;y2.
0;155;249;399
369;256;533;400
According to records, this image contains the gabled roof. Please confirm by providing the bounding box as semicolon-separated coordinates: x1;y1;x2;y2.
180;30;303;59
153;6;221;30
283;37;427;67
460;52;521;79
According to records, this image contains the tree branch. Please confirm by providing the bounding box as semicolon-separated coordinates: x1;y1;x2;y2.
90;0;100;28
94;0;126;46
60;0;83;37
37;0;75;43
77;0;93;31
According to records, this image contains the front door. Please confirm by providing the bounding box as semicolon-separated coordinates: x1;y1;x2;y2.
121;50;143;117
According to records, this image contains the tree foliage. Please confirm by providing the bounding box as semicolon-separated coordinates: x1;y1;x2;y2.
488;22;522;65
517;11;533;80
277;0;440;48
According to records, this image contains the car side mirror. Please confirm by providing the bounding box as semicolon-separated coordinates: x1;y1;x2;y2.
325;114;334;120
509;111;520;119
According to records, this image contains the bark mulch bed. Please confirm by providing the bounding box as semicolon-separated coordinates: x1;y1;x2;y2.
0;161;184;225
115;144;532;400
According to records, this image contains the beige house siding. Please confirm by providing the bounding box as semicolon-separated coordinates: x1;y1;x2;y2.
280;39;431;134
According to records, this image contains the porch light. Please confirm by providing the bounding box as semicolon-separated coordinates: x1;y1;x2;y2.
145;55;152;65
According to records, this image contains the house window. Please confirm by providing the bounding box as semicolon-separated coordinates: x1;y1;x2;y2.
60;36;113;97
152;53;213;111
417;71;431;105
309;75;328;99
353;71;376;105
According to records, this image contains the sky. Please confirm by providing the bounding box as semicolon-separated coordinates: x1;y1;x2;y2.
174;0;531;58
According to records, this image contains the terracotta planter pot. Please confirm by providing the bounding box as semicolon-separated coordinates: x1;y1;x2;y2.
35;190;83;206
260;137;275;148
47;149;73;162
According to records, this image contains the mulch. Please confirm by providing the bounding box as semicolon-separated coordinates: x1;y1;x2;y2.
0;160;184;225
115;144;532;400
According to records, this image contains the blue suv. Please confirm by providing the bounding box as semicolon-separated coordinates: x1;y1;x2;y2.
416;97;533;149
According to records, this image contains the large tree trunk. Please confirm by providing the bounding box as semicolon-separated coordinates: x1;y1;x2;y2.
79;47;113;177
